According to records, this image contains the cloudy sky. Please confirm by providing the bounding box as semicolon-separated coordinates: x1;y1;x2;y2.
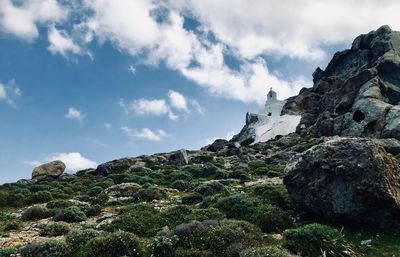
0;0;399;183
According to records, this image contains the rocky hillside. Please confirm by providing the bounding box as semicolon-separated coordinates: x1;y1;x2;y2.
0;26;399;257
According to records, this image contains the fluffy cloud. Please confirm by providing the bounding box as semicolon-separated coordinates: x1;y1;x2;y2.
65;107;84;120
121;126;168;141
120;90;202;120
0;79;22;106
25;152;97;172
0;0;66;41
4;1;400;103
171;0;400;60
48;25;82;57
168;90;189;112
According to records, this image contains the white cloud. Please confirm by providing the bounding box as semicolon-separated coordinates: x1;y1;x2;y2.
48;25;82;57
0;79;22;106
121;126;168;141
104;123;112;129
0;0;66;41
128;65;136;75
25;152;97;172
168;90;189;112
65;107;83;120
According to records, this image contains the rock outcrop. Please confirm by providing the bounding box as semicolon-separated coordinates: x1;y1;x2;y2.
282;25;400;140
284;137;400;226
32;161;66;179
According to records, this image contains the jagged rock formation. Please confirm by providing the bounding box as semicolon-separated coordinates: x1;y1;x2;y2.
32;160;66;179
284;137;400;226
282;25;400;140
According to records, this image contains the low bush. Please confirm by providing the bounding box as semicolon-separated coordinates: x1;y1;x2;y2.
169;171;193;182
215;193;255;220
20;239;69;257
0;247;18;257
160;219;263;256
171;180;190;191
87;186;103;197
46;199;72;210
21;205;52;221
39;222;70;237
102;203;167;237
132;186;167;202
283;223;356;257
83;231;145;257
149;235;179;257
3;220;21;231
252;204;293;233
194;181;228;196
239;246;291;257
253;184;291;208
65;228;103;255
29;191;53;204
53;206;87;223
181;192;203;205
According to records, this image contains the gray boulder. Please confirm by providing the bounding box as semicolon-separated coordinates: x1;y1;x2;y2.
167;149;189;167
32;160;66;179
284;137;400;226
104;183;141;197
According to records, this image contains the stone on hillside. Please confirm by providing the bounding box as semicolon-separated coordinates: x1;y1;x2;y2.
167;149;189;167
104;183;142;197
94;157;139;175
202;139;229;152
284;137;400;226
32;160;66;179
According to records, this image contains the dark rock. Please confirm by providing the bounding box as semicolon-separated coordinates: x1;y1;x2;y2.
202;139;229;152
281;25;400;141
284;137;400;226
167;149;189;167
94;158;137;175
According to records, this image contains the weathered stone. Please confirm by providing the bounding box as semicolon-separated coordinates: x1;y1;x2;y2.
32;160;66;179
282;26;400;141
284;137;400;226
104;183;141;197
94;157;138;175
167;149;189;167
202;139;229;152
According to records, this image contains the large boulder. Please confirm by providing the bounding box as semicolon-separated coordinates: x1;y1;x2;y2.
284;137;400;226
167;149;189;167
32;160;66;179
282;25;400;140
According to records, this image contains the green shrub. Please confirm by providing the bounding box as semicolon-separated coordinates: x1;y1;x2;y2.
171;180;190;190
20;239;69;257
215;193;255;220
181;192;203;205
54;206;87;223
66;228;103;255
174;248;213;257
253;184;292;208
90;192;110;206
0;247;18;257
21;205;52;221
3;220;21;231
87;186;103;197
161;219;263;256
169;171;193;182
194;181;228;196
132;186;167;202
252;204;292;233
163;205;192;227
29;191;53;204
83;231;145;257
39;222;70;237
239;246;291;257
283;223;355;257
149;235;179;257
187;208;225;222
46;199;72;210
102;203;167;237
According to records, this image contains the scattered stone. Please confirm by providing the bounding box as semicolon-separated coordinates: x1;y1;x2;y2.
104;183;141;197
167;149;189;167
284;137;400;226
32;160;66;179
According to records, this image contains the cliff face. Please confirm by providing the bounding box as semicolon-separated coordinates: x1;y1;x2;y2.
282;25;400;140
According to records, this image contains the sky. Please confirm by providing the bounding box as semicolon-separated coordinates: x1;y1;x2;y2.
0;0;399;183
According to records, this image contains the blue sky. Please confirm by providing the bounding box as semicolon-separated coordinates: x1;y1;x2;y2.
0;0;398;183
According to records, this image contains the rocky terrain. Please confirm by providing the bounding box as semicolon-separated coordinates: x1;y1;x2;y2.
0;26;399;257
